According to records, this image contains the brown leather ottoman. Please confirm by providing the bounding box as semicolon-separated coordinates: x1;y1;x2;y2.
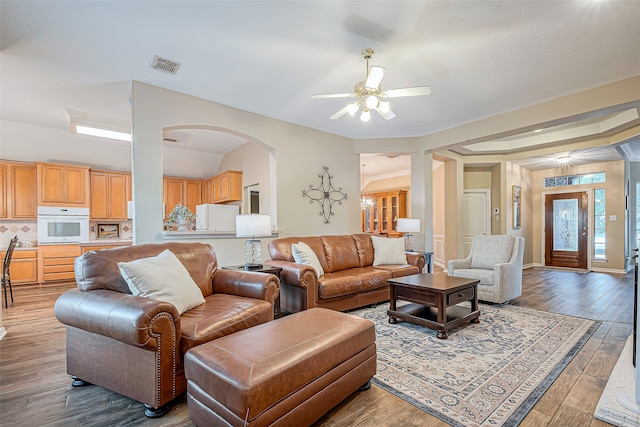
184;307;376;426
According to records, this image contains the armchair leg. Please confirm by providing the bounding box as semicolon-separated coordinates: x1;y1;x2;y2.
359;380;372;391
144;403;172;418
71;376;92;387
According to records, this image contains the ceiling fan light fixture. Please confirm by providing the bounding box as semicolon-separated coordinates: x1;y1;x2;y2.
346;102;360;116
360;109;371;122
365;95;379;110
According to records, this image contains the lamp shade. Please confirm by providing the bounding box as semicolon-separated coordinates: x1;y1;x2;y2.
235;214;272;238
397;218;420;233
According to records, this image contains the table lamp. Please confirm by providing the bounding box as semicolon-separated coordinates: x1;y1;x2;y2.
235;214;272;269
397;218;420;252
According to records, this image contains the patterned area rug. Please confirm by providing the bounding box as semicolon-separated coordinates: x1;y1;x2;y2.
351;303;599;427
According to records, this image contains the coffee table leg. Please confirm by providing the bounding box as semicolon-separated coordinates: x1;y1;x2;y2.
436;329;448;339
471;284;480;323
388;284;397;323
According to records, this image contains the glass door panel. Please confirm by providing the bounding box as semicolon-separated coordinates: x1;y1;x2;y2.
553;199;578;251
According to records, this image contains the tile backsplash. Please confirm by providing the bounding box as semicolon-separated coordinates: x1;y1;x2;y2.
0;220;133;249
0;221;38;249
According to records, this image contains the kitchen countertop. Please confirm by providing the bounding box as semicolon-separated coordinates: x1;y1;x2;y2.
78;239;133;247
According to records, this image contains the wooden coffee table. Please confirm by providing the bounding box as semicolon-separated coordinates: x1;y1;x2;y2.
387;274;480;339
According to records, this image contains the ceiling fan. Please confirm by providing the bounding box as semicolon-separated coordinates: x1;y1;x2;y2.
310;48;431;122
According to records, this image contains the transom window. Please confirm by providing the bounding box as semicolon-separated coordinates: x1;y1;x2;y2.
544;172;605;188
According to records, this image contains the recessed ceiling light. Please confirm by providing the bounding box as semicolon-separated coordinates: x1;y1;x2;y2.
67;109;131;142
557;156;571;164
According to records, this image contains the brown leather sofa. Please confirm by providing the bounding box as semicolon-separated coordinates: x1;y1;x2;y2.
264;234;425;313
54;242;279;418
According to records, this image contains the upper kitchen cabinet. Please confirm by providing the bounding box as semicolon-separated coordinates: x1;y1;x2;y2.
163;176;202;218
203;170;242;204
90;170;131;220
0;161;37;219
37;162;90;208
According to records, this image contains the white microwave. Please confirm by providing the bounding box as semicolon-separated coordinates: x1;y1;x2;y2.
37;206;90;244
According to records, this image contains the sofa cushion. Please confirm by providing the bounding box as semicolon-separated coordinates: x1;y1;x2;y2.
291;242;324;277
371;236;407;266
118;249;206;315
352;233;375;267
180;293;273;354
321;235;361;273
470;235;514;270
318;267;390;300
74;242;217;295
373;264;420;278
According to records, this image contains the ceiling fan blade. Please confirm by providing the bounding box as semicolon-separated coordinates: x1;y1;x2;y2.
375;106;396;120
384;85;432;98
310;93;353;99
365;66;386;89
329;105;351;120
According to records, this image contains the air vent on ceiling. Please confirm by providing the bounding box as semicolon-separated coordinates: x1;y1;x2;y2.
162;137;178;143
152;55;181;75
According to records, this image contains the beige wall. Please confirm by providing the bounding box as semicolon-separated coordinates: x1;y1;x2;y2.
130;81;361;265
218;141;272;215
530;160;626;271
464;170;492;189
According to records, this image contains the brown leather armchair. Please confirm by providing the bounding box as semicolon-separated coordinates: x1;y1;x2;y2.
54;242;279;417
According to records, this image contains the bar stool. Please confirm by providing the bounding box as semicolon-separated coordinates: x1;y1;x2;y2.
2;236;18;308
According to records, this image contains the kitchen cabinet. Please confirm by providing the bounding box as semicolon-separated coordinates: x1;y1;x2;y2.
203;170;242;204
361;190;407;238
163;176;202;218
1;249;38;284
37;162;90;207
90;170;131;220
38;244;81;283
0;161;37;219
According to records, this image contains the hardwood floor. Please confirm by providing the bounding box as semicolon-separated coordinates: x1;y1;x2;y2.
0;267;632;426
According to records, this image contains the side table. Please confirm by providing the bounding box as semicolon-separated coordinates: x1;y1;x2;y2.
221;265;283;317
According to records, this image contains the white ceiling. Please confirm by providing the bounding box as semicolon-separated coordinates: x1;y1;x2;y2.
1;1;640;177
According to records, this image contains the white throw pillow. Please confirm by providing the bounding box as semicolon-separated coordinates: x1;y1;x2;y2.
371;236;408;266
291;242;324;277
118;249;205;314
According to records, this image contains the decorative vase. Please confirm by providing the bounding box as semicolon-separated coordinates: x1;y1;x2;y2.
176;217;189;232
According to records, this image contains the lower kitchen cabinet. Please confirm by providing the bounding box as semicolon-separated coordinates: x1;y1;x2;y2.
38;244;81;283
1;249;38;284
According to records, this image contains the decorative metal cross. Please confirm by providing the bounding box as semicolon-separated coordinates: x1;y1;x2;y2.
302;166;348;224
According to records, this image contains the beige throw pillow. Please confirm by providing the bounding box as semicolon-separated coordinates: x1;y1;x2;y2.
118;249;205;314
371;235;408;266
291;242;324;277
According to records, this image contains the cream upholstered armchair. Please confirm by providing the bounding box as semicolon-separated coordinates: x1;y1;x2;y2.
448;235;524;304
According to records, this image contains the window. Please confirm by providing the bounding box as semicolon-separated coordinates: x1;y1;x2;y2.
544;172;605;188
594;189;606;259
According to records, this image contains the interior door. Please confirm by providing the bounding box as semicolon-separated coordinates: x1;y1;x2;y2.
545;192;588;269
463;190;491;256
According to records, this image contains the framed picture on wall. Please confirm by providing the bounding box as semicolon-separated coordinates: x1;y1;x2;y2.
97;224;119;239
512;185;521;229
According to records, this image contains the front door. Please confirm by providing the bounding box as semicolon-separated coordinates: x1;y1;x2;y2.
544;192;588;269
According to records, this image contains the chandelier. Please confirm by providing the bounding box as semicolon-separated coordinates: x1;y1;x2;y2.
360;164;376;210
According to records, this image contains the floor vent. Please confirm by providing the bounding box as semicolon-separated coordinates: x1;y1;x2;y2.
152;55;181;75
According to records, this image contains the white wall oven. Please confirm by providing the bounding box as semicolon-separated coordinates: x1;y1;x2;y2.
37;206;90;244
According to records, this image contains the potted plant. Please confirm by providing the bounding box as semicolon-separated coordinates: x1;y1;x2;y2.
168;203;196;231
